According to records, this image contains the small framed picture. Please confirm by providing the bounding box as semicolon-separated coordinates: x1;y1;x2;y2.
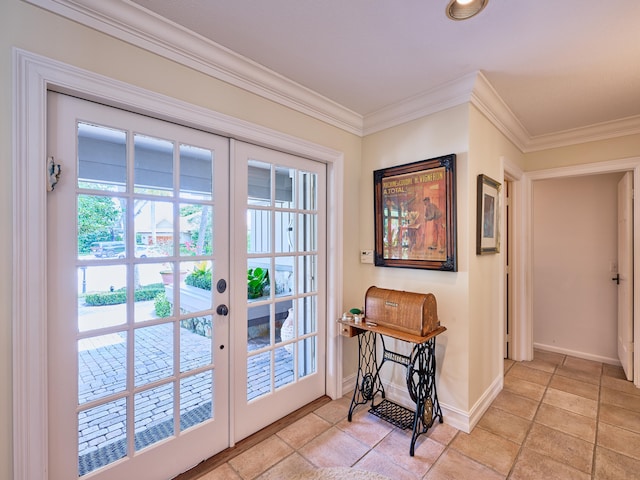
373;154;457;271
476;174;501;255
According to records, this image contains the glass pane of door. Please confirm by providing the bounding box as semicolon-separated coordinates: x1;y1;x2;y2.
47;93;230;480
233;141;326;441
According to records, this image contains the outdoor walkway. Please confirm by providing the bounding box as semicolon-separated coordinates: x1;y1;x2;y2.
76;300;294;476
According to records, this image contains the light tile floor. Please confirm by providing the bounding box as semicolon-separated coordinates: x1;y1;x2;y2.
192;350;640;479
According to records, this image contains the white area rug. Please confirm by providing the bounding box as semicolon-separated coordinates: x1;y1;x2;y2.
290;467;390;480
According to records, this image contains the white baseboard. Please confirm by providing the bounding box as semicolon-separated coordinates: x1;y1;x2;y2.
534;343;621;366
341;373;503;434
466;373;503;432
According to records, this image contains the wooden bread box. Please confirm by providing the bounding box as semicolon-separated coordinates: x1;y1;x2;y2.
364;286;439;337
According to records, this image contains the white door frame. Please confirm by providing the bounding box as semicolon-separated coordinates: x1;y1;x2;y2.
517;157;640;387
502;157;530;362
12;48;344;480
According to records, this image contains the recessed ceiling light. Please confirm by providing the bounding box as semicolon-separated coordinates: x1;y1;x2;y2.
446;0;489;21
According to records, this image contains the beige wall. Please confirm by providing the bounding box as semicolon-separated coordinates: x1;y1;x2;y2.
532;173;622;362
361;105;473;413
1;1;362;477
468;106;525;405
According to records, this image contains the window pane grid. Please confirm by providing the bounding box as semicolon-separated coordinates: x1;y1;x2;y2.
75;121;216;476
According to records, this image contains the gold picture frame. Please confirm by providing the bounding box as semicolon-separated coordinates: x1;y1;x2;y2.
373;154;457;271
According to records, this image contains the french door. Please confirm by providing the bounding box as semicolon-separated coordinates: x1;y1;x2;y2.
46;93;327;478
47;92;230;479
232;142;326;441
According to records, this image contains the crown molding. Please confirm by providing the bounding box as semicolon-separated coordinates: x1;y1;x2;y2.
469;72;530;151
25;0;364;135
524;115;640;152
25;0;640;151
362;72;478;136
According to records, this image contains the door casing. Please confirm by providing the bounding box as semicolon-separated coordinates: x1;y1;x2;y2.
517;159;640;387
12;48;344;480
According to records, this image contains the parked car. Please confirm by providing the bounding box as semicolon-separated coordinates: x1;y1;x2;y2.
90;241;126;258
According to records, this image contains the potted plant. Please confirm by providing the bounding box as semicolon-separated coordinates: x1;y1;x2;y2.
247;267;269;299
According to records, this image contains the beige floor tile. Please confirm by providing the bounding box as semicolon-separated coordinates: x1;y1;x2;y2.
298;426;370;468
549;374;599;400
601;386;640;412
277;413;332;449
255;452;316;480
424;449;505;480
507;363;552;386
543;387;598;418
491;389;540;420
599;402;640;434
533;349;566;366
524;423;593;474
451;426;519;475
424;421;458;446
477;406;531;444
228;436;294;480
594;446;640;480
313;396;351;424
510;448;590;480
355;450;419;480
503;375;547;401
602;363;626;380
335;408;394;447
555;365;601;386
198;463;242;480
601;375;640;397
597;422;640;461
519;358;558;374
371;428;444;477
563;356;603;376
534;403;596;443
504;358;516;373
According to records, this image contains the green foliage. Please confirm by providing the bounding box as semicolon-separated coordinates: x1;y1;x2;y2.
247;267;270;299
84;284;164;306
154;291;172;318
77;195;123;253
185;262;212;290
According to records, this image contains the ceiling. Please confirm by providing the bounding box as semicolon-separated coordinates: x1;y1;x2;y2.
31;0;640;147
127;0;640;141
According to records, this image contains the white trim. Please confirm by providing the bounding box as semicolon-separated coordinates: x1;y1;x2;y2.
363;72;478;136
465;373;503;433
24;0;363;136
522;157;640;387
12;47;345;479
502;158;531;361
533;343;621;366
472;74;530;152
24;1;640;151
526;115;640;153
380;377;502;434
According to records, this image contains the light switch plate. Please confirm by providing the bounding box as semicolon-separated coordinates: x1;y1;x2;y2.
360;250;373;264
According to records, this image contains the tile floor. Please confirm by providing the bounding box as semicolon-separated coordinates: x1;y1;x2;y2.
191;350;640;479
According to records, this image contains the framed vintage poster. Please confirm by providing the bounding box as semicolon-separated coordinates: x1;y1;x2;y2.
476;174;501;254
373;154;457;271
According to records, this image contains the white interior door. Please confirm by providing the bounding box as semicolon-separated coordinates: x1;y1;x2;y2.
617;171;634;381
47;92;230;479
232;141;327;441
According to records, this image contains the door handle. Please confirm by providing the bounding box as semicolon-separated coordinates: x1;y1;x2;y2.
216;304;229;316
612;273;620;285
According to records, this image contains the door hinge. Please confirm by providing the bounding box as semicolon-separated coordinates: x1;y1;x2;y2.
47;156;61;192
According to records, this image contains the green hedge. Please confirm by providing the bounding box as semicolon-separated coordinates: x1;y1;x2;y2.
84;284;165;306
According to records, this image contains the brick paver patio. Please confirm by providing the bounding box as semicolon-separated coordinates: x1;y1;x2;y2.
76;300;295;475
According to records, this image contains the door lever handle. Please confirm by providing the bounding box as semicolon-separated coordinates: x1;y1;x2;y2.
612;273;620;285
